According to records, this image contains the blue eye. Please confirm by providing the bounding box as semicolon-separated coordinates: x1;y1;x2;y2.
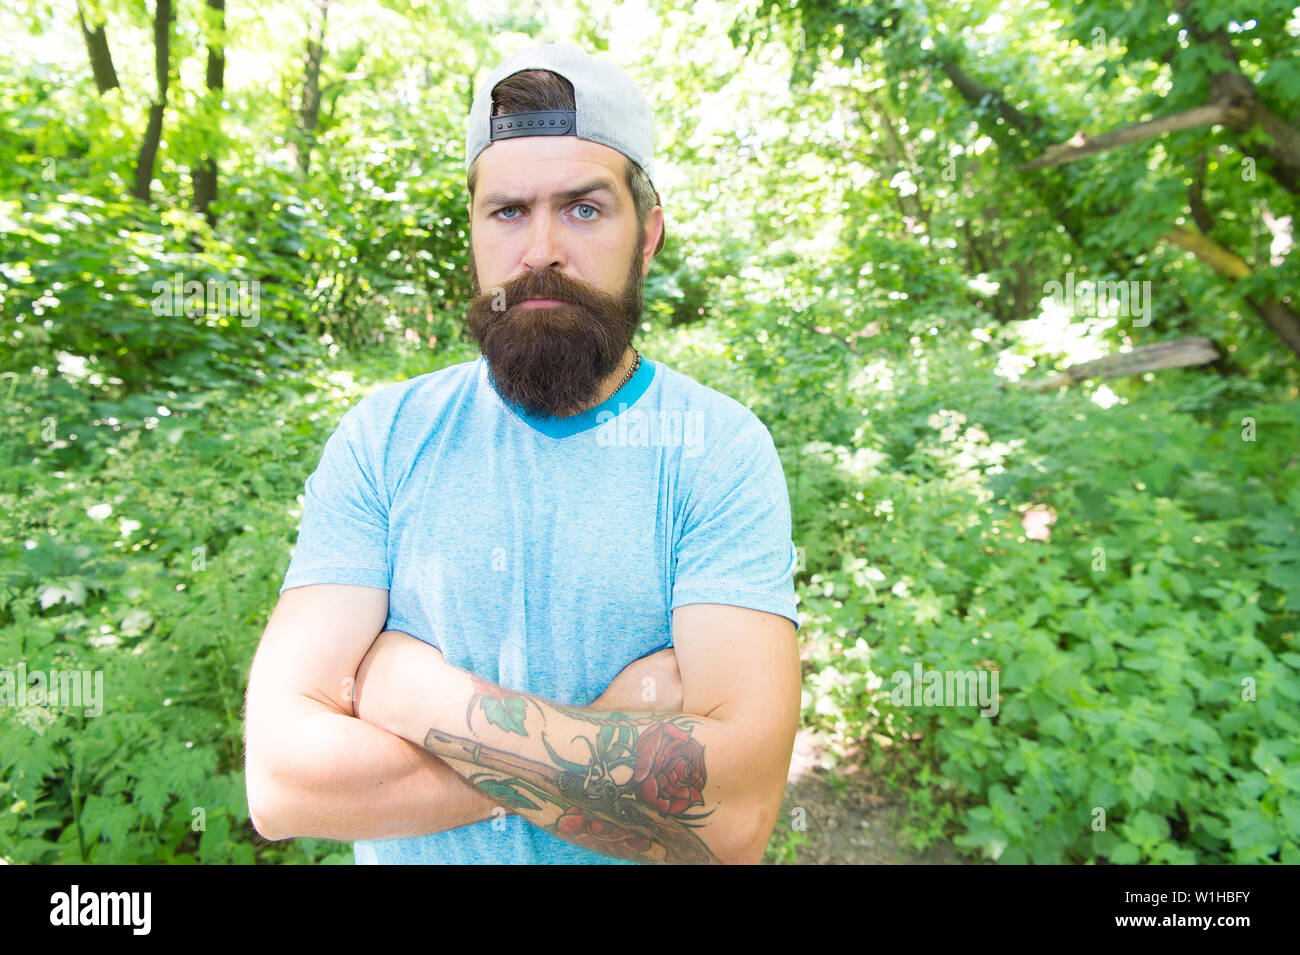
495;206;520;220
573;203;598;220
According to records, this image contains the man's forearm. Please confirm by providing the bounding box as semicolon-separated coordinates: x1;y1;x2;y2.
245;693;505;842
355;635;778;864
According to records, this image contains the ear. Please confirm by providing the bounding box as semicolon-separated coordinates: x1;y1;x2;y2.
641;205;664;275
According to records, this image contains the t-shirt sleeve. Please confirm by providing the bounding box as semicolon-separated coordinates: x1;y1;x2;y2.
279;404;390;593
671;422;800;632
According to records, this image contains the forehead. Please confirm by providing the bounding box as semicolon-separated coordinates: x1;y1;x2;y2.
474;135;628;202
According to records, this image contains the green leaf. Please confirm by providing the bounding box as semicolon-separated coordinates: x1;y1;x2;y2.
1279;795;1300;835
1109;842;1140;864
481;695;528;735
1130;765;1155;803
1279;765;1300;793
198;813;231;864
1227;809;1279;853
474;779;540;812
1123;811;1170;847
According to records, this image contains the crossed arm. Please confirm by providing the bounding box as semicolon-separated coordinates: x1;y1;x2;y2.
352;603;800;864
245;584;799;864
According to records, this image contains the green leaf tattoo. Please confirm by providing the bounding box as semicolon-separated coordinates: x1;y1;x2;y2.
481;694;528;734
467;674;535;735
472;777;541;812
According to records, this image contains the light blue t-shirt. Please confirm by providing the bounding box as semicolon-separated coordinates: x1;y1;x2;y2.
279;353;800;864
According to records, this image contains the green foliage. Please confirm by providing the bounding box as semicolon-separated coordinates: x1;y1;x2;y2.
0;187;315;394
1;0;1298;867
763;821;813;865
0;354;411;864
788;332;1300;864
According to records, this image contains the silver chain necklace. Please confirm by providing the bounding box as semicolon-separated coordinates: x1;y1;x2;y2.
612;348;641;395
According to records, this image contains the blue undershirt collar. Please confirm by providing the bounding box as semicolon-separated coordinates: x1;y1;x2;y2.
488;353;657;439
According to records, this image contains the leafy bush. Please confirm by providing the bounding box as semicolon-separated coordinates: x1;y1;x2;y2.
788;335;1300;864
0;356;417;863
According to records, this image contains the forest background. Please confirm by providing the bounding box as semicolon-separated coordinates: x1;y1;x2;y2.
1;0;1297;864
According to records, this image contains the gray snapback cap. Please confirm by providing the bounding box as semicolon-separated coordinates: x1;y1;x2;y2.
466;45;663;254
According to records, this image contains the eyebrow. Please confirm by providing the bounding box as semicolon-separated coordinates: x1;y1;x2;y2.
479;178;621;211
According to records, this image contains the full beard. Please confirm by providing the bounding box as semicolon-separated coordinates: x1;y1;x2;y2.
466;240;645;419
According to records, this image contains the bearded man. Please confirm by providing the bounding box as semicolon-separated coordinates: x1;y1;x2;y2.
244;43;801;865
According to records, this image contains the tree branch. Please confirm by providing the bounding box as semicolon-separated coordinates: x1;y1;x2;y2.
1163;225;1300;357
1019;102;1243;170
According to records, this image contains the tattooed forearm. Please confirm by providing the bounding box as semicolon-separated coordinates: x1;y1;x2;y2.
429;676;723;864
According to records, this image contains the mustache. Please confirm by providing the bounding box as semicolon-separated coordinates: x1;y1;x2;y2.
475;268;624;314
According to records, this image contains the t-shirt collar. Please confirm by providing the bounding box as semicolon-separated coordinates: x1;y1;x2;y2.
481;353;656;439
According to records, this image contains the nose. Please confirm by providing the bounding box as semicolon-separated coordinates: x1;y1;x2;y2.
520;211;564;273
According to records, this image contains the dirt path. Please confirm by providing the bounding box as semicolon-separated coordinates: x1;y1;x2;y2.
763;730;984;865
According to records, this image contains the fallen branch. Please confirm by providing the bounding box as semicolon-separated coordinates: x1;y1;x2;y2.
1008;337;1220;392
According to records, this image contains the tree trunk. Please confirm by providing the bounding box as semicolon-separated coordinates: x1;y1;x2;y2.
1177;0;1300;196
1163;226;1300;358
77;3;119;94
192;0;226;226
860;90;929;231
132;0;173;202
937;55;1088;250
292;0;331;176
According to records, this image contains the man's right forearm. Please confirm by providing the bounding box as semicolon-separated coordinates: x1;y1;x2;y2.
245;695;506;842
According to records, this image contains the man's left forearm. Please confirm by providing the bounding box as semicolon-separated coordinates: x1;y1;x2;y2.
354;632;778;864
